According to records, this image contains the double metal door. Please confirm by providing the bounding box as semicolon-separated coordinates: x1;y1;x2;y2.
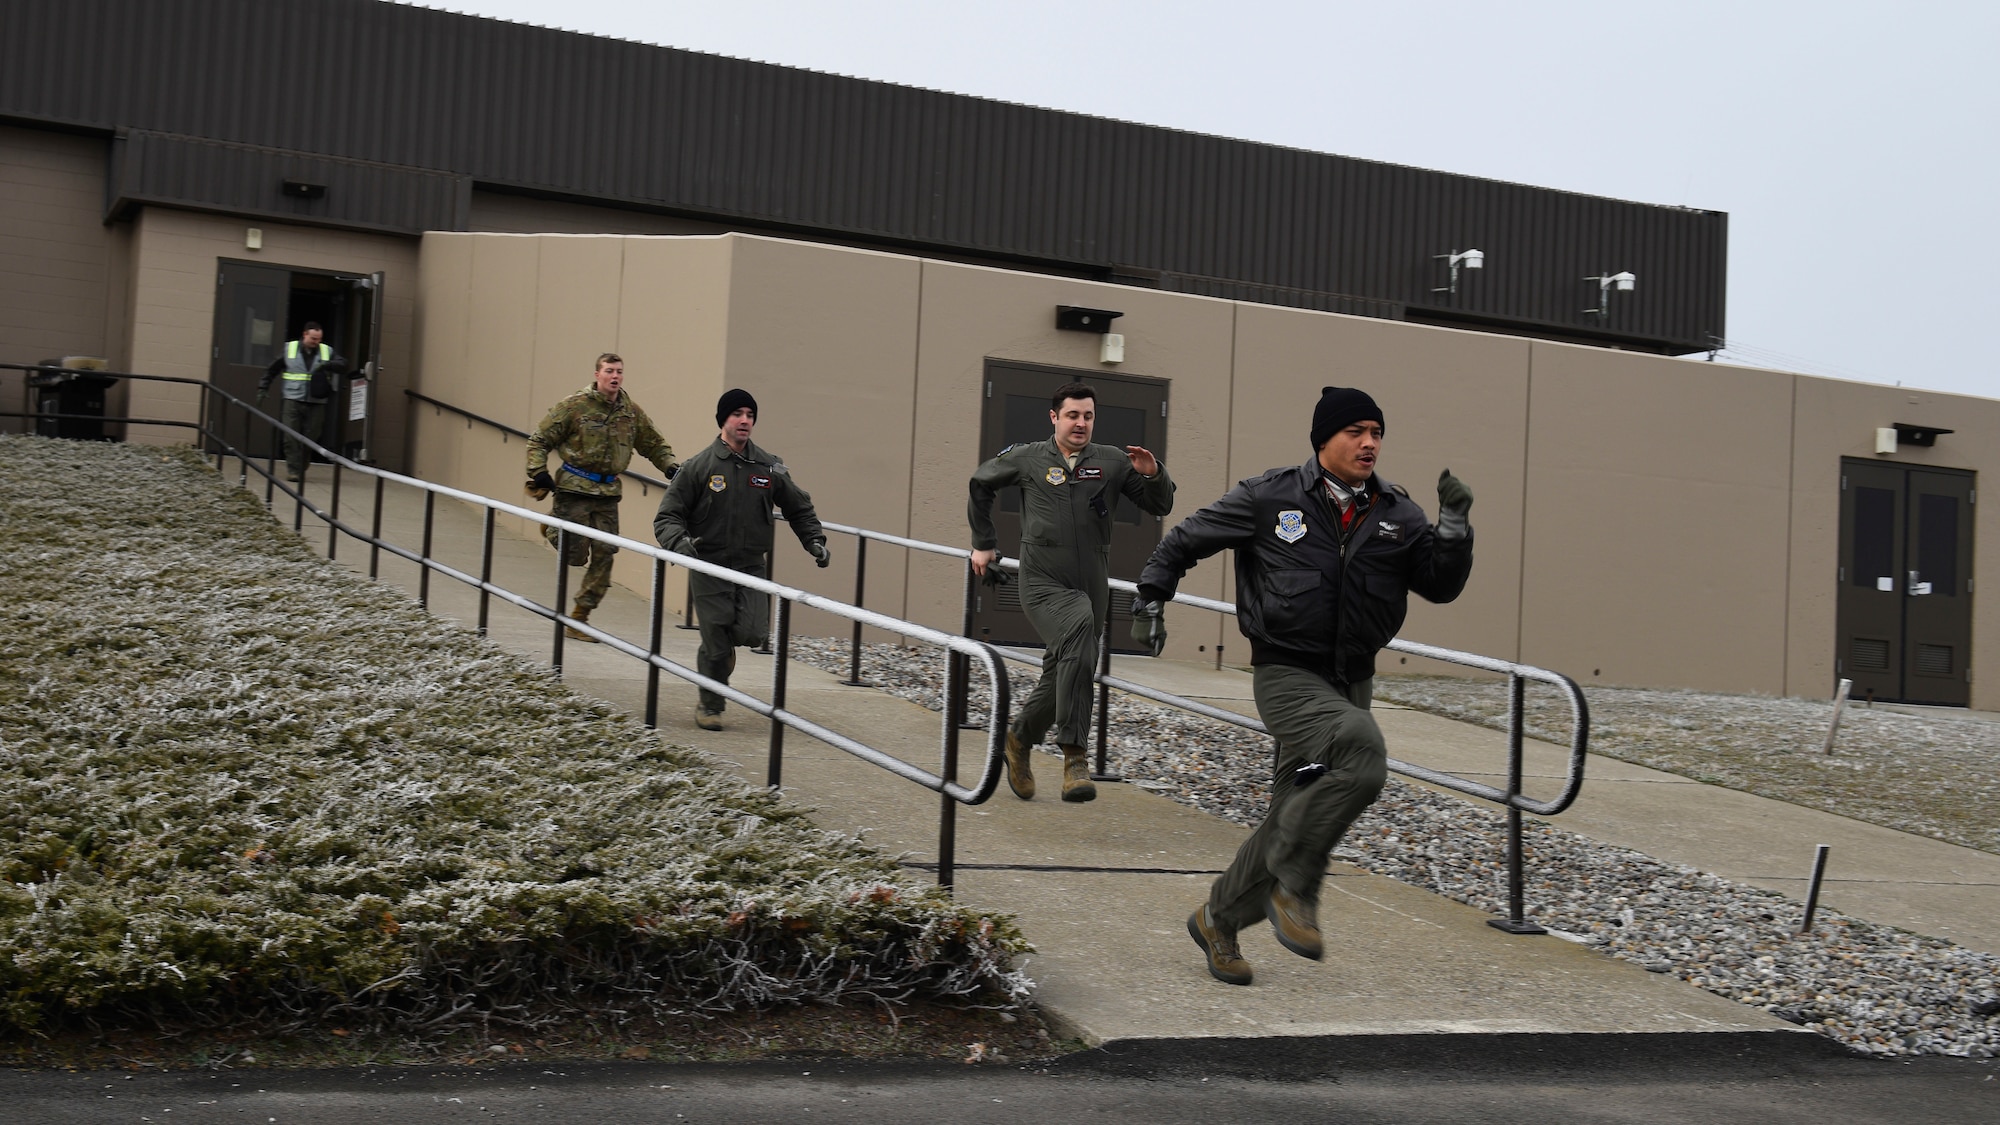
969;360;1169;651
1837;459;1975;705
209;260;382;461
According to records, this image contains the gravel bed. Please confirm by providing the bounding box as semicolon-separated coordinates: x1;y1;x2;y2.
789;637;2000;1058
1373;676;2000;855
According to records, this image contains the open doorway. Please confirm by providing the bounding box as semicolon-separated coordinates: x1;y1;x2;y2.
209;259;382;462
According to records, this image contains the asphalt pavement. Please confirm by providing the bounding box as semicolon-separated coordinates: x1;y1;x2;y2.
6;1033;1995;1123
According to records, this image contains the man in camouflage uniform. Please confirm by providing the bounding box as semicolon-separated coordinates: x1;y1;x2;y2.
525;353;678;641
968;380;1175;802
653;388;829;731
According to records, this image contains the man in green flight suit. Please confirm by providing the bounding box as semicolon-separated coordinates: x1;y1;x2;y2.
654;388;830;731
525;353;678;642
968;381;1176;802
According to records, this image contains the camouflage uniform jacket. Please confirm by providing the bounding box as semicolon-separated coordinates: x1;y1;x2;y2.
525;386;676;499
653;437;825;571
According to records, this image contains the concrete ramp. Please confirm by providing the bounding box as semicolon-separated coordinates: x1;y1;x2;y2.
295;471;1802;1045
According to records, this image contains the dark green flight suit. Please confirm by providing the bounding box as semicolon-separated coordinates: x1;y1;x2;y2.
654;437;825;716
968;438;1175;748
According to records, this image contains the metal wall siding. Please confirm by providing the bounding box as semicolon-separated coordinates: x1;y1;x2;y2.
3;0;1726;350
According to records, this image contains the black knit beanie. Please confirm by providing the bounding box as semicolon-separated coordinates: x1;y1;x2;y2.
1309;386;1383;449
715;388;758;427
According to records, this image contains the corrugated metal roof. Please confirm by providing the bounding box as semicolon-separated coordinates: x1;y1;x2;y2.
108;131;467;234
1;0;1727;352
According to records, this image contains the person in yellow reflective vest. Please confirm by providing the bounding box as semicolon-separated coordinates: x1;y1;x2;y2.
257;322;347;483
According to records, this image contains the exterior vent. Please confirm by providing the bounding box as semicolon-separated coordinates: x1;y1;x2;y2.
1851;638;1892;672
1916;644;1954;677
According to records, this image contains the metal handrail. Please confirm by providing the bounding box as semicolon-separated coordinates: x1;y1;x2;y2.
400;387;1591;931
4;365;1012;890
404;388;964;666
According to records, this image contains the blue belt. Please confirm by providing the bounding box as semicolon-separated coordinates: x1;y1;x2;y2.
559;464;617;484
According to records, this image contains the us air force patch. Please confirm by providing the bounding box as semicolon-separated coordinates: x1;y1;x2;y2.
1374;520;1402;541
708;475;727;492
1045;466;1067;485
1275;509;1308;543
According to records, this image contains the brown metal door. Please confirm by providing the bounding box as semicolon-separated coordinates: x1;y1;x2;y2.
970;360;1169;652
1837;459;1975;705
209;260;291;458
1903;468;1974;705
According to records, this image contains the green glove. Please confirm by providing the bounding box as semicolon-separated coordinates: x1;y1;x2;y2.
1436;468;1473;541
1129;598;1166;658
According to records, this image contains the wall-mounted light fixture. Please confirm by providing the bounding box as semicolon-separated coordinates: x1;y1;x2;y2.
281;179;326;200
1056;306;1121;333
1431;248;1484;294
1876;422;1953;454
1056;305;1126;364
1583;271;1636;319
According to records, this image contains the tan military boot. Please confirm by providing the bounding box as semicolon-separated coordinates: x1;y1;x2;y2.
1059;744;1096;803
564;603;600;643
1187;905;1252;985
1003;731;1035;800
1266;885;1324;961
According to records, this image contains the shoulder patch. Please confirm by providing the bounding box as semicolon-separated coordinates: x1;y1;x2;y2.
1275;509;1309;543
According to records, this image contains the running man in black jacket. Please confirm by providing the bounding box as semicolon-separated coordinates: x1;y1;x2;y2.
1134;386;1474;986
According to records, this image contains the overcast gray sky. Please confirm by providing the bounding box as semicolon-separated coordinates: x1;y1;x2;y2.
431;0;1999;401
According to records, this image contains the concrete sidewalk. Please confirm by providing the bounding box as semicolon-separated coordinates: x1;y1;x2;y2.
277;466;1997;1044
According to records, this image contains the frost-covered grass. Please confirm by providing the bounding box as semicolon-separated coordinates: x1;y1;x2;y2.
0;435;1029;1043
1372;676;2000;855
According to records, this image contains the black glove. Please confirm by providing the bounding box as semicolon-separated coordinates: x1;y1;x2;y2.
1129;598;1166;658
809;540;831;568
663;463;678;480
530;470;557;494
1436;468;1473;542
980;563;1013;588
681;535;702;557
256;388;269;406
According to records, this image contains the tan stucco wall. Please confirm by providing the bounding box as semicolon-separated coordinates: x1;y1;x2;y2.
121;209;419;460
1517;344;1796;693
0;125;127;433
408;231;2000;708
413;233;737;619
